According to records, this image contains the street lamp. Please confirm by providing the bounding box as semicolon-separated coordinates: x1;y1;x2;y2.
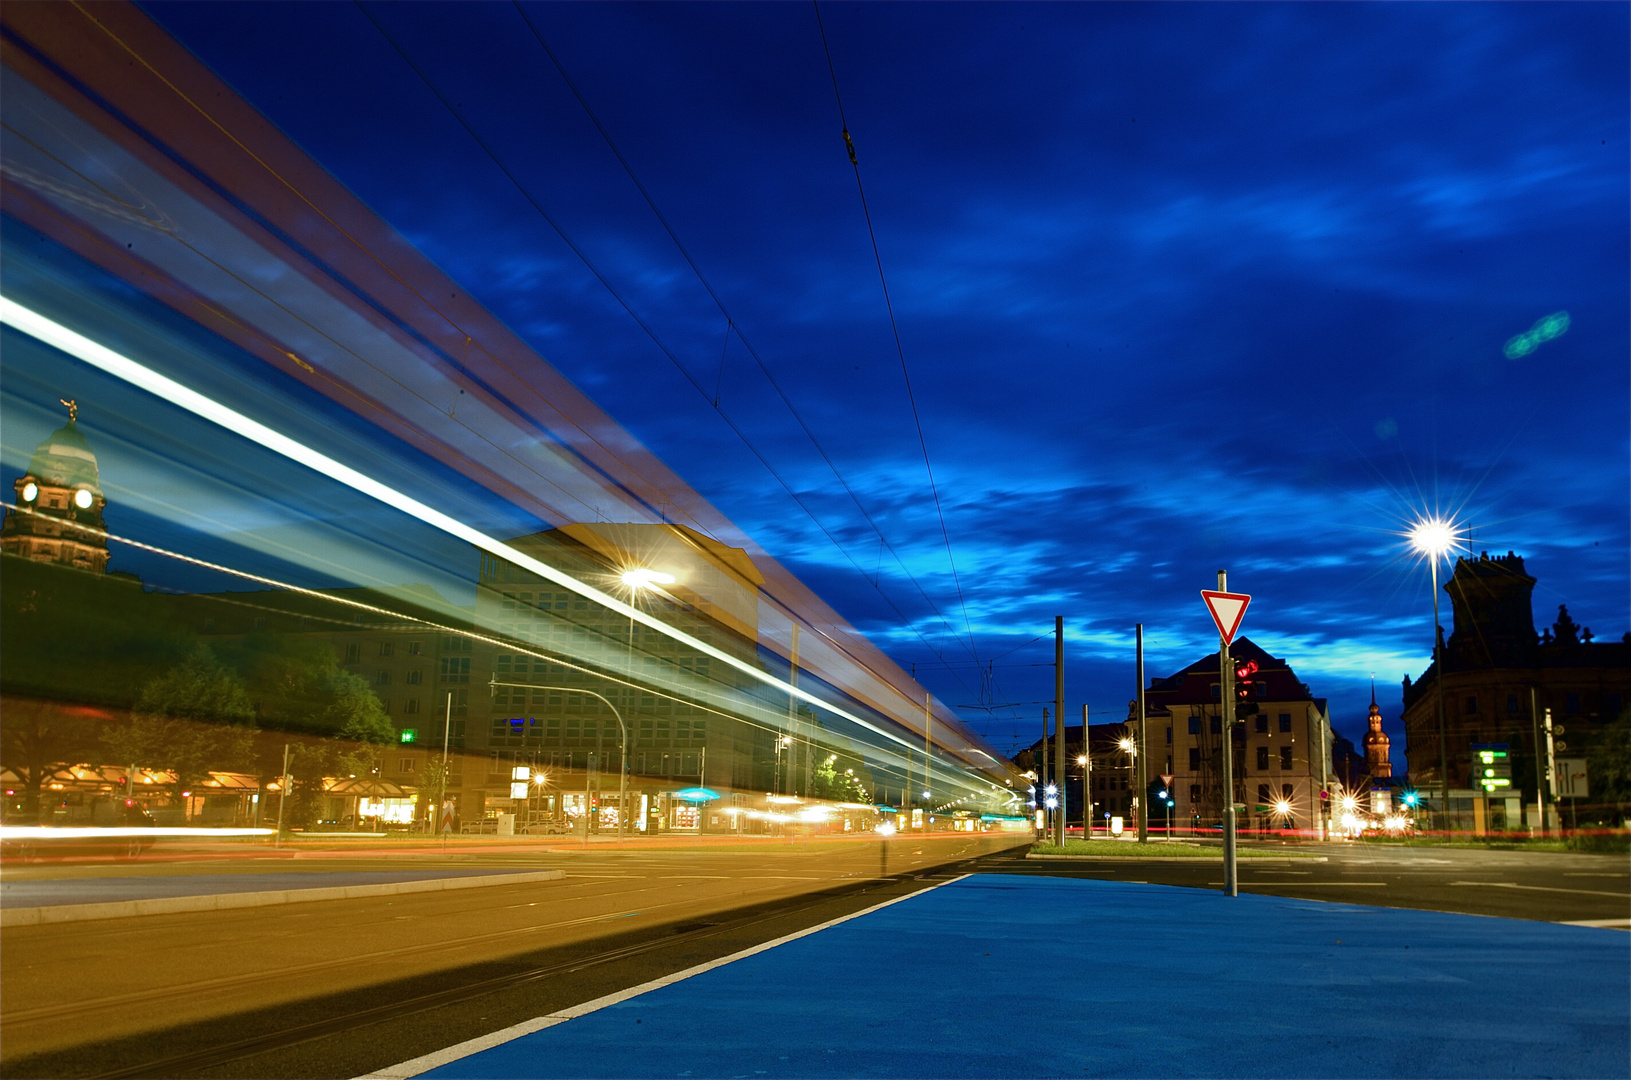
491;679;628;841
1408;516;1462;834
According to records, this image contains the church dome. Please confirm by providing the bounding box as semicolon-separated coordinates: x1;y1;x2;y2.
26;420;101;494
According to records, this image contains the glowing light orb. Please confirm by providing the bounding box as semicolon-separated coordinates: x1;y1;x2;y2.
21;482;37;502
74;488;93;508
621;568;675;589
1408;518;1459;558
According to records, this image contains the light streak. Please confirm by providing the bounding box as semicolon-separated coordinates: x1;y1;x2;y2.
0;827;275;839
0;297;976;787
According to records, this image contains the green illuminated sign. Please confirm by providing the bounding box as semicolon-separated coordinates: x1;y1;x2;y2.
399;729;418;743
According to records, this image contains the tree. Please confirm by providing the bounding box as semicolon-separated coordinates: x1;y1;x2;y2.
1587;708;1631;822
103;645;255;811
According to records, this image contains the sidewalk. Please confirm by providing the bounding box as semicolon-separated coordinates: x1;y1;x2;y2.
386;873;1629;1079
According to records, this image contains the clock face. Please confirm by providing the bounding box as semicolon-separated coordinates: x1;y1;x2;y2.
21;482;37;502
74;488;94;509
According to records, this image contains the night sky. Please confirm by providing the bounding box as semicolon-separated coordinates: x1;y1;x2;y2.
130;2;1628;760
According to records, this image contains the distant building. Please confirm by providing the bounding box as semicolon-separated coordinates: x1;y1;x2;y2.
2;399;109;574
1363;688;1392;779
1144;638;1335;835
1401;552;1629;824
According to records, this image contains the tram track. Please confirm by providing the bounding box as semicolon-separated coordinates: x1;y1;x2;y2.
36;848;1024;1080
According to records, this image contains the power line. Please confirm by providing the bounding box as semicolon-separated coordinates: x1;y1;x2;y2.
812;0;980;667
509;0;980;669
356;2;982;705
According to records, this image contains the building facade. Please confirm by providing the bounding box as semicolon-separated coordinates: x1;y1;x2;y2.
1401;551;1629;823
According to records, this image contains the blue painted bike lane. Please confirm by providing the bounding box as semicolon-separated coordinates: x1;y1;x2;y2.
413;874;1629;1079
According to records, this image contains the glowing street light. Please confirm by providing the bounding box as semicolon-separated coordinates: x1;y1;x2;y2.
620;568;675;589
1407;515;1463;832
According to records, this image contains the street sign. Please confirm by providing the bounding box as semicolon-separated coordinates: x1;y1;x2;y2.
1471;743;1512;793
1556;758;1589;799
1159;774;1174;787
1200;590;1251;644
438;800;455;835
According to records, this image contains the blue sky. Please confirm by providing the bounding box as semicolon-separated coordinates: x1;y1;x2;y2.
133;1;1629;760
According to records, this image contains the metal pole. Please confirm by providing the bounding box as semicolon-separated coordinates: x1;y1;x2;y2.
1528;686;1543;836
490;680;626;841
1040;706;1049;838
1082;703;1091;840
1317;705;1329;841
1054;616;1066;848
1542;706;1558;836
1218;570;1238;897
1431;558;1449;834
274;742;290;848
1136;623;1147;844
924;691;932;832
440;690;453;835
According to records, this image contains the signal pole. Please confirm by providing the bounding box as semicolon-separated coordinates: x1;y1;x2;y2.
1218;571;1239;896
1054;616;1066;848
1136;624;1148;843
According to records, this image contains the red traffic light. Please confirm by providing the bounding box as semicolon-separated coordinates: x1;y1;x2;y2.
1234;659;1258;680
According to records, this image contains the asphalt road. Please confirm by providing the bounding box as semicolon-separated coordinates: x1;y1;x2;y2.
2;837;1624;1079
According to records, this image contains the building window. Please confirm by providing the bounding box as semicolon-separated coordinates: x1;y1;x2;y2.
1256;746;1270;771
1258;783;1272;806
1255;715;1269;734
203;617;216;632
1278;713;1292;732
380;642;395;657
1210;716;1222;734
376;670;391;686
440;657;471;683
1564;692;1581;714
1165;726;1172;745
1282;783;1294;800
1189;784;1201;804
398;758;416;773
344;643;360;663
1189;716;1201;735
442;635;472;654
1464;696;1478;715
1280;746;1293;770
449;689;469;717
1210;683;1221;701
404;698;420;715
1506;694;1520;713
253;617;266;630
1189;748;1201;770
408;641;423;656
407;670;422;685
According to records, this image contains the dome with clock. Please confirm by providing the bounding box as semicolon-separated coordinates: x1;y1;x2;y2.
2;398;110;574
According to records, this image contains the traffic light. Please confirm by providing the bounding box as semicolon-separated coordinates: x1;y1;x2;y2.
1234;659;1260;716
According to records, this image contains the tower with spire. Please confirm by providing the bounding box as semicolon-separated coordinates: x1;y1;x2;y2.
2;399;110;574
1362;678;1392;779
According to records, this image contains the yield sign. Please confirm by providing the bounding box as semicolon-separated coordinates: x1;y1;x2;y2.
1201;590;1251;644
1159;774;1175;788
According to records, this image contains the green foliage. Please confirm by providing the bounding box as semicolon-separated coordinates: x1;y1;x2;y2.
1586;708;1631;812
103;645;256;804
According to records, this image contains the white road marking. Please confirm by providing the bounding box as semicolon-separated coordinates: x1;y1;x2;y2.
1448;881;1630;898
355;876;971;1079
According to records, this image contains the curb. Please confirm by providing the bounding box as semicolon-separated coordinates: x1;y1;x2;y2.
1024;861;1330;867
0;869;565;927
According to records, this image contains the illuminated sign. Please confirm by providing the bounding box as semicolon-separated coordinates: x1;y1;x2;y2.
1472;743;1512;793
671;787;719;803
399;729;418;743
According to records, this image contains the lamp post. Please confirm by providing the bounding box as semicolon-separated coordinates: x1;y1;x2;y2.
491;679;628;841
1408;518;1461;834
1118;734;1136;837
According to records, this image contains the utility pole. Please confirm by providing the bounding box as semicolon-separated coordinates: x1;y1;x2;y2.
1081;703;1091;839
1528;686;1544;836
1136;623;1148;844
1040;706;1050;837
1542;706;1559;836
923;690;932;832
274;742;290;848
1217;571;1238;897
1430;558;1449;835
1054;616;1066;848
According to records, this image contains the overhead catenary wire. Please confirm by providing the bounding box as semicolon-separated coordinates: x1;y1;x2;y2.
355;3;983;709
812;0;981;668
509;0;982;672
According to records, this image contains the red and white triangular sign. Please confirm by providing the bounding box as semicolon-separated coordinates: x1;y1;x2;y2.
1201;590;1251;645
1159;774;1175;787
